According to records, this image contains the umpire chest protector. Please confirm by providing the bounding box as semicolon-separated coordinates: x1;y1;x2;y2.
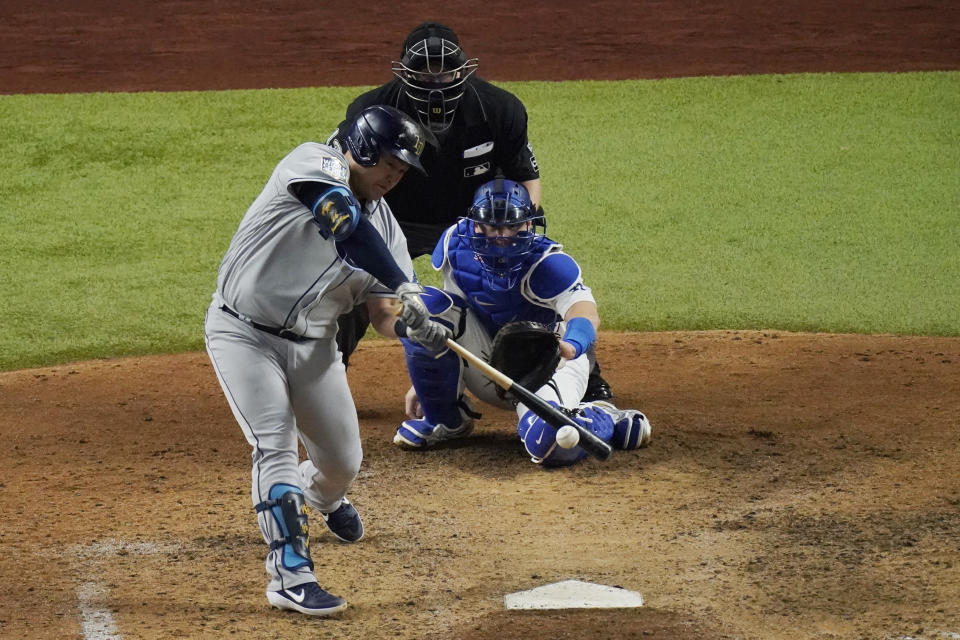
336;79;539;228
436;222;570;335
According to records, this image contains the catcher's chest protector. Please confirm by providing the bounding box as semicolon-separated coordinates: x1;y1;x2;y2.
447;234;556;333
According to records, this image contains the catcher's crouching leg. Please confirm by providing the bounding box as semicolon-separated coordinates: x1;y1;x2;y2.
517;403;615;467
396;338;477;447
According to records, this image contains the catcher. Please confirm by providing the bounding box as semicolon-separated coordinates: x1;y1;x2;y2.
396;179;651;466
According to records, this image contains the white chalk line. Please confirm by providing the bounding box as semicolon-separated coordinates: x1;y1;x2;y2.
76;580;121;640
66;539;183;640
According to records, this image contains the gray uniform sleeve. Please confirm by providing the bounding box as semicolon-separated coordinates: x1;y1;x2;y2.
279;142;350;193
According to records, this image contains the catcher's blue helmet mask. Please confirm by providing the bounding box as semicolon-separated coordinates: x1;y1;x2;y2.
346;105;434;175
462;178;545;286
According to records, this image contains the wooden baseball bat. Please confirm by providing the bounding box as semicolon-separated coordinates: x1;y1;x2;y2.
444;338;612;461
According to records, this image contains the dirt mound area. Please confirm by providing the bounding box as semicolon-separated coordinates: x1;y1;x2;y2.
2;331;958;638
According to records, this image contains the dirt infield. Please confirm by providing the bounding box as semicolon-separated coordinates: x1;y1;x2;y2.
2;2;959;639
2;0;959;93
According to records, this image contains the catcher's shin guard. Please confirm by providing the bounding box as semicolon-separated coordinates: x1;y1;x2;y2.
401;338;465;429
255;484;313;571
518;403;615;467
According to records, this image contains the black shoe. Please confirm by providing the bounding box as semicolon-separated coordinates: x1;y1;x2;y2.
583;370;614;402
322;498;364;543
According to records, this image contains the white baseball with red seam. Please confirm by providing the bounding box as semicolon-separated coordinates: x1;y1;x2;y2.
556;425;580;449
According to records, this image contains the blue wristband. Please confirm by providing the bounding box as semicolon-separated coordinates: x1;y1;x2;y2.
562;317;596;359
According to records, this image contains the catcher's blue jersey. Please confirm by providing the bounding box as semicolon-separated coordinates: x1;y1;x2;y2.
432;220;590;337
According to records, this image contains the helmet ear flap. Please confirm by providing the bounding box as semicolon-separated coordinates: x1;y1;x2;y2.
346;113;379;167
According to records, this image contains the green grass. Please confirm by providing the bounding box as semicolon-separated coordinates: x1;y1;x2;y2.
1;72;957;370
512;73;959;335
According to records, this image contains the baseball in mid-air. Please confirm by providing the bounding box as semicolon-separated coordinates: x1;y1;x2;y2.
556;425;580;449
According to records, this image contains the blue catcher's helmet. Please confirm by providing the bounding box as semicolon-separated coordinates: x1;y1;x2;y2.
346;105;432;175
461;179;545;287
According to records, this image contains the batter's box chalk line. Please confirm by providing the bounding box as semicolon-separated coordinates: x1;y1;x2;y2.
504;579;644;610
63;539;184;640
67;538;184;560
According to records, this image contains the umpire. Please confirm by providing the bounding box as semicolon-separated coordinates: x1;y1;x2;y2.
328;20;613;402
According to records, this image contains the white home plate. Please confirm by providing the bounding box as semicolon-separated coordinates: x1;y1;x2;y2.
504;579;644;610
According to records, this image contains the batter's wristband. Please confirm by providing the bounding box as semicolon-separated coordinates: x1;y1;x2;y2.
562;317;596;359
394;318;409;338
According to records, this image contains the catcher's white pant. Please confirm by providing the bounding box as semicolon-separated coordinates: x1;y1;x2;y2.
204;303;362;591
450;307;591;419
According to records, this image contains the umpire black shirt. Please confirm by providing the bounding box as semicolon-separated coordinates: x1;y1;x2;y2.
328;77;540;257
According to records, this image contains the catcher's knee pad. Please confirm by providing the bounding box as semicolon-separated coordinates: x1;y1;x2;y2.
402;339;465;427
255;484;313;571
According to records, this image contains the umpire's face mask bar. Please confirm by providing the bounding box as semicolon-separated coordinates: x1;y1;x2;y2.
392;36;478;134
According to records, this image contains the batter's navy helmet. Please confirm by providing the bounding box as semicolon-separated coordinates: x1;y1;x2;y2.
391;21;479;133
461;179;545;286
346;105;432;175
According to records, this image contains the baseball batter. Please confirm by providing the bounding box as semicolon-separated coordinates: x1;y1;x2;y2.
397;179;653;466
204;105;448;616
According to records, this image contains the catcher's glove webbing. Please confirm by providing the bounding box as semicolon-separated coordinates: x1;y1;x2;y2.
488;321;561;401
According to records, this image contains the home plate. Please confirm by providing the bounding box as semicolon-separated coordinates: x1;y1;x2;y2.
504;579;644;610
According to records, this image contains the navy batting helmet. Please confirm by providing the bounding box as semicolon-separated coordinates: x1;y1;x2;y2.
461;179;546;286
391;22;479;133
346;105;432;175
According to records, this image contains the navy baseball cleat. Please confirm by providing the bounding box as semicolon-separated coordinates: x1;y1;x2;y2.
267;582;347;616
322;498;364;543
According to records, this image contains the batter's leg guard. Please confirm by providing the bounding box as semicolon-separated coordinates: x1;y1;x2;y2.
588;401;652;449
396;339;478;447
255;484;314;571
518;402;615;467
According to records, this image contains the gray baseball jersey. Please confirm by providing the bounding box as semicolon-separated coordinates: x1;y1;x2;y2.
214;141;414;338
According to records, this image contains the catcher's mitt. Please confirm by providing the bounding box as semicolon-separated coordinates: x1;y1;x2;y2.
488;321;561;401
